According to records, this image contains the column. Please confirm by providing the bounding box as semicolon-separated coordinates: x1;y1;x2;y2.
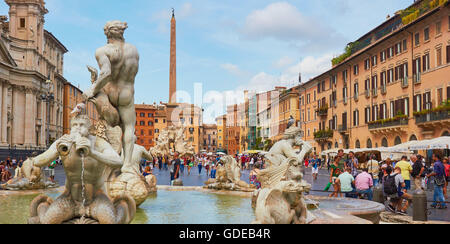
1;82;9;145
41;100;47;146
0;80;2;144
24;88;35;145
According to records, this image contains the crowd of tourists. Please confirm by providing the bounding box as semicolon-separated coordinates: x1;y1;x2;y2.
322;149;449;215
140;153;266;188
0;154;61;184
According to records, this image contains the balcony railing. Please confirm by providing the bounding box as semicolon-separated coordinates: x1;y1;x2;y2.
381;85;387;95
316;107;328;117
372;88;378;97
338;124;348;133
401;77;408;88
368;117;408;130
413;73;421;84
415;111;450;124
314;130;333;141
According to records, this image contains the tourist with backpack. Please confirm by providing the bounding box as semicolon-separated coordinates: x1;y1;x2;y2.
426;153;447;209
383;166;412;215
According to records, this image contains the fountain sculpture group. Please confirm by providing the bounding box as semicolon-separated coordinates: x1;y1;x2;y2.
21;20;151;224
203;155;255;192
150;125;195;158
252;126;314;224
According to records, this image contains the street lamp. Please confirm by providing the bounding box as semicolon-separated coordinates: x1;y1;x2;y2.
41;80;54;148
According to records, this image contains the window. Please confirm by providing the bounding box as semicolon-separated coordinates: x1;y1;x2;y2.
353;65;359;75
402;39;407;52
447;45;450;64
354;83;359;97
380;51;386;62
155;119;158;123
365;59;370;70
342;70;348;83
372;75;378;92
20;18;25;28
372;55;377;66
365;107;371;123
414;94;422;112
437;88;443;105
141;130;144;135
148;121;153;126
140;121;145;126
343;87;348;103
437;47;442;66
388;47;394;58
395;42;401;55
422;53;430;72
387;69;393;83
353;110;359;126
413;58;422;74
415;33;420;46
140;113;145;117
148;113;153;117
381;71;387;87
436;21;442;35
365;79;370;93
424;27;430;41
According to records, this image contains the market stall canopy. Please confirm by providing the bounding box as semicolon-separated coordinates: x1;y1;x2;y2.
409;136;450;150
216;152;226;155
244;150;263;154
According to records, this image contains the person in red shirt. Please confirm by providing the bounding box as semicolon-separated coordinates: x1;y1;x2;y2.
443;157;449;199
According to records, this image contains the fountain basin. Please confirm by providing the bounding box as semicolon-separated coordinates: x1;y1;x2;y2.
0;187;385;224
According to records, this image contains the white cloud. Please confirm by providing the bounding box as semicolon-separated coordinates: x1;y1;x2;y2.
283;53;333;82
273;56;294;69
220;63;244;76
241;2;329;41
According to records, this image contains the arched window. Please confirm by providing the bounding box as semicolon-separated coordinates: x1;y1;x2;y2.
381;138;388;147
367;139;372;148
409;135;418;141
355;140;361;149
328;142;332;150
442;131;449;137
394;136;402;145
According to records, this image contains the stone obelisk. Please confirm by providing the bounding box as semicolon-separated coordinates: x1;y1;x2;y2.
167;8;179;126
169;9;176;104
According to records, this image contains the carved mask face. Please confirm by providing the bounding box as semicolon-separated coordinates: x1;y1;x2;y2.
70;118;90;138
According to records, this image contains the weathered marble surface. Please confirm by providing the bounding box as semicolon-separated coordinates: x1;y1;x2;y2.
150;126;194;158
203;155;255;192
252;127;313;224
25;115;136;224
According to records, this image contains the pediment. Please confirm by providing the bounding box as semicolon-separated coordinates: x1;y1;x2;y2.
0;37;17;67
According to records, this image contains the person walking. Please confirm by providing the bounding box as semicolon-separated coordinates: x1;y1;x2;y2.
396;156;413;191
443;157;449;199
411;155;425;191
198;156;203;175
347;151;359;178
310;154;321;180
329;156;343;198
367;154;380;186
427;153;447;209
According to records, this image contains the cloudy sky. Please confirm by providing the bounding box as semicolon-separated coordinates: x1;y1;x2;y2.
0;0;412;123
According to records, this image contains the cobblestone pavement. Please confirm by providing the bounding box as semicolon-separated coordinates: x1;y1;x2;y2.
4;164;450;222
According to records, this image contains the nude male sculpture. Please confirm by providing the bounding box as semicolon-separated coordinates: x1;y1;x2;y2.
23;115;135;224
83;20;139;175
264;127;312;167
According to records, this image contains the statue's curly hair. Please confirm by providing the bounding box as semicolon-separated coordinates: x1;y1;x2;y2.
104;20;128;40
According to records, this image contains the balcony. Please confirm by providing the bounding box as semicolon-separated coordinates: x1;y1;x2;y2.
368;116;409;133
401;77;408;88
316;105;328;117
372;88;378;97
413;73;421;84
338;124;348;134
415;109;450;129
314;130;333;143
